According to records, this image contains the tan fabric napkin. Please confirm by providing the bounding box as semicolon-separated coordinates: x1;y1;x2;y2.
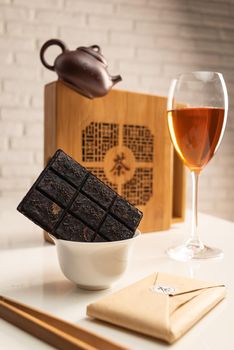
87;272;226;344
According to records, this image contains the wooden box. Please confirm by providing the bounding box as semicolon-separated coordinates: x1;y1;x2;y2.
44;81;185;239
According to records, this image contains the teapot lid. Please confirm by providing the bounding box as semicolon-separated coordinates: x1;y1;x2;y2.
78;45;107;66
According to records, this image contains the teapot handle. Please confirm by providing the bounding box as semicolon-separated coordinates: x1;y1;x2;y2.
40;39;67;71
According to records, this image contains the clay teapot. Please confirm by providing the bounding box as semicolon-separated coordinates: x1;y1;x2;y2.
40;39;122;99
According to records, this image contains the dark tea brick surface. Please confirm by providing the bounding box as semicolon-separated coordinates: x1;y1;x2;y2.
51;151;88;187
17;149;143;242
93;234;107;242
20;189;63;232
38;170;76;206
99;215;134;241
56;213;95;242
110;197;142;230
82;175;115;209
70;193;105;230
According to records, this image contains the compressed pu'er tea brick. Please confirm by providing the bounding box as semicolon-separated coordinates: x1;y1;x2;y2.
56;213;96;242
70;193;106;231
17;149;143;242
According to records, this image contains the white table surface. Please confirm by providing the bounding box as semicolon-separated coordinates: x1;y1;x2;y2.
0;202;233;350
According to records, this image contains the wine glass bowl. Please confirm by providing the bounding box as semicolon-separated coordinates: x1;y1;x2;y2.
168;107;225;172
167;72;228;261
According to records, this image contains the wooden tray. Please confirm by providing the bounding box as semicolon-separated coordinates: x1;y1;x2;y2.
44;81;185;240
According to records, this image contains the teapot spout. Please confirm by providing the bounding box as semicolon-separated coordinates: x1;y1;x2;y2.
111;75;122;85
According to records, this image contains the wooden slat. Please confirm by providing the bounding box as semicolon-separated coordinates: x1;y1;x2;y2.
0;296;129;350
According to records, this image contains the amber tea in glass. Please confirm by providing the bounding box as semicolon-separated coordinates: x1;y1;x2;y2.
167;72;228;261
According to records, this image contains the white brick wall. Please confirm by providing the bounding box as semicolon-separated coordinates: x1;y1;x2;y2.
0;0;234;222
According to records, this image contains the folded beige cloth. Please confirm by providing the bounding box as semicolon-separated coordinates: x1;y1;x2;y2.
87;272;226;344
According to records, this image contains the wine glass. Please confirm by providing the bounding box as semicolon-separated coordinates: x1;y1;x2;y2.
167;71;228;261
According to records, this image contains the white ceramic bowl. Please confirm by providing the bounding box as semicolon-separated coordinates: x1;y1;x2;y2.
49;230;141;290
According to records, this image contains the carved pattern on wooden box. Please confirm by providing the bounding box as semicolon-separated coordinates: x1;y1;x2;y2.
82;122;119;162
123;125;154;162
82;122;154;206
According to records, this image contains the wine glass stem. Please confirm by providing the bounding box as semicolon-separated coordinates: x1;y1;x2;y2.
188;171;204;249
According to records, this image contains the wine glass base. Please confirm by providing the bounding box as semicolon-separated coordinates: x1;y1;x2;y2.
166;244;223;262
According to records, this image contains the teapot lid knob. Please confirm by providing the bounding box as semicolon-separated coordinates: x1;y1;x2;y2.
78;45;107;66
90;45;101;53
